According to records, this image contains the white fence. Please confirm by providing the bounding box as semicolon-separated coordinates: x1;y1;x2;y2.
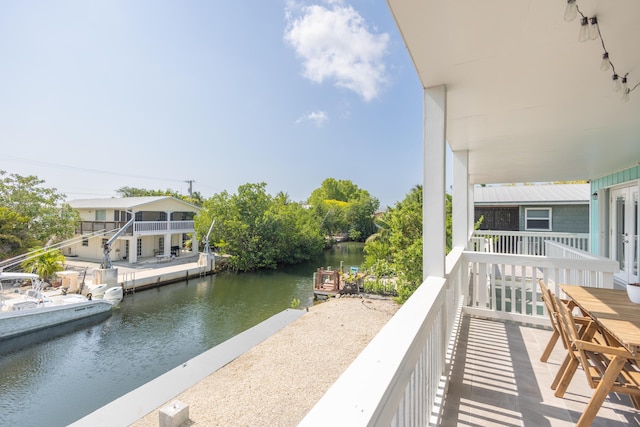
470;230;589;256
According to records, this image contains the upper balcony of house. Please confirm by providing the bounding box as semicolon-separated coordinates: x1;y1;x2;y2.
75;216;196;237
69;196;200;238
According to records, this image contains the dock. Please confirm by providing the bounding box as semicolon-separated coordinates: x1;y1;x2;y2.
313;266;364;299
64;254;217;294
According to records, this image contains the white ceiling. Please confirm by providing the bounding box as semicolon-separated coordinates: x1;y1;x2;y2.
387;0;640;184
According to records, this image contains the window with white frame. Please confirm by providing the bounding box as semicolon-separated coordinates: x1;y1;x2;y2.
95;209;106;221
114;210;129;221
525;208;552;231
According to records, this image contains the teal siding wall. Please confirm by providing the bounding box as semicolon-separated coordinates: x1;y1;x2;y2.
553;205;589;233
590;165;640;253
518;205;589;233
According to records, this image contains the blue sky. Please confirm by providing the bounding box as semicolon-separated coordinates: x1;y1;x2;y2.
0;0;426;209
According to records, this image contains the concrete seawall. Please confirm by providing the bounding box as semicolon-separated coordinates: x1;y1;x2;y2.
65;256;217;294
118;262;214;293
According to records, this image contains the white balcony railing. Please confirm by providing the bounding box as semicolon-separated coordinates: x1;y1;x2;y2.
470;230;589;256
300;243;619;426
464;248;619;325
133;220;195;235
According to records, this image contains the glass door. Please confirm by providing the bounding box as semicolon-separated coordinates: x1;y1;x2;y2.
610;186;639;284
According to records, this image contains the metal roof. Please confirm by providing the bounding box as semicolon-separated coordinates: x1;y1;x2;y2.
67;196;200;211
474;184;590;206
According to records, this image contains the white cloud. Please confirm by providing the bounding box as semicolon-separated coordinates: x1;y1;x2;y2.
296;110;329;126
284;1;390;102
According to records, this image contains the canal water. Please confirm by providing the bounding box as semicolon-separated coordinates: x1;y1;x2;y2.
0;243;364;427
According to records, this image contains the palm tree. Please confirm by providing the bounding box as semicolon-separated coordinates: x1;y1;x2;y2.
365;214;391;244
20;248;66;282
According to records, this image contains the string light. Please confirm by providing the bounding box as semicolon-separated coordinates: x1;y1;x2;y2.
564;0;639;101
613;74;622;92
600;52;610;72
564;0;578;22
588;17;599;40
578;17;589;42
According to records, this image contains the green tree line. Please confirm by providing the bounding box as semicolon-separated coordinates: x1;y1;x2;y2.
0;172;381;274
196;183;326;271
194;178;379;271
0;171;77;260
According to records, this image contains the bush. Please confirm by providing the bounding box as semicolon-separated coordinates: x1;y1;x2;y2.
362;277;397;296
394;280;417;304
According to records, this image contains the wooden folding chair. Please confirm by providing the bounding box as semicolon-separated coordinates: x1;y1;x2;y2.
538;280;596;390
537;279;586;362
553;294;640;427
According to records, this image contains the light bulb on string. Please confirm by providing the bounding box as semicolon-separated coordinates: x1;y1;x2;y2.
589;17;599;40
622;76;628;93
564;0;578;22
578;17;590;42
613;74;622;92
600;53;610;72
622;89;630;102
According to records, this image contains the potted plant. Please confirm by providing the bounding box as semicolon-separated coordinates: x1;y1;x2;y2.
627;283;640;304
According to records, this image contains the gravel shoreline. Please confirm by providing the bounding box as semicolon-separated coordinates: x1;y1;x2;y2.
131;296;398;427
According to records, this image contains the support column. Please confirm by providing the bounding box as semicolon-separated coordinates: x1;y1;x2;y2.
191;233;199;255
164;233;172;257
165;211;173;258
452;150;471;249
424;85;447;279
130;237;138;263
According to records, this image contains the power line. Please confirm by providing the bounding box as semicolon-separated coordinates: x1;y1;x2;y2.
0;155;218;198
0;154;186;183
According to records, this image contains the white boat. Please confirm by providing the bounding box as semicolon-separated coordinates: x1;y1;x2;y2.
0;272;121;341
86;282;124;304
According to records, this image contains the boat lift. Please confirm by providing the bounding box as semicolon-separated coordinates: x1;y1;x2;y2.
198;218;216;273
101;217;135;269
203;218;216;256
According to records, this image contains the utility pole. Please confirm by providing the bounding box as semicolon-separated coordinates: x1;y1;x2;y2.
184;180;196;197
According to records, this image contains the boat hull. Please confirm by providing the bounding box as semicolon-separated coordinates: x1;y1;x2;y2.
0;300;113;341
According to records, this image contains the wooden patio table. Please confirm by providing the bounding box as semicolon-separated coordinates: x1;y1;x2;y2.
560;284;640;426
